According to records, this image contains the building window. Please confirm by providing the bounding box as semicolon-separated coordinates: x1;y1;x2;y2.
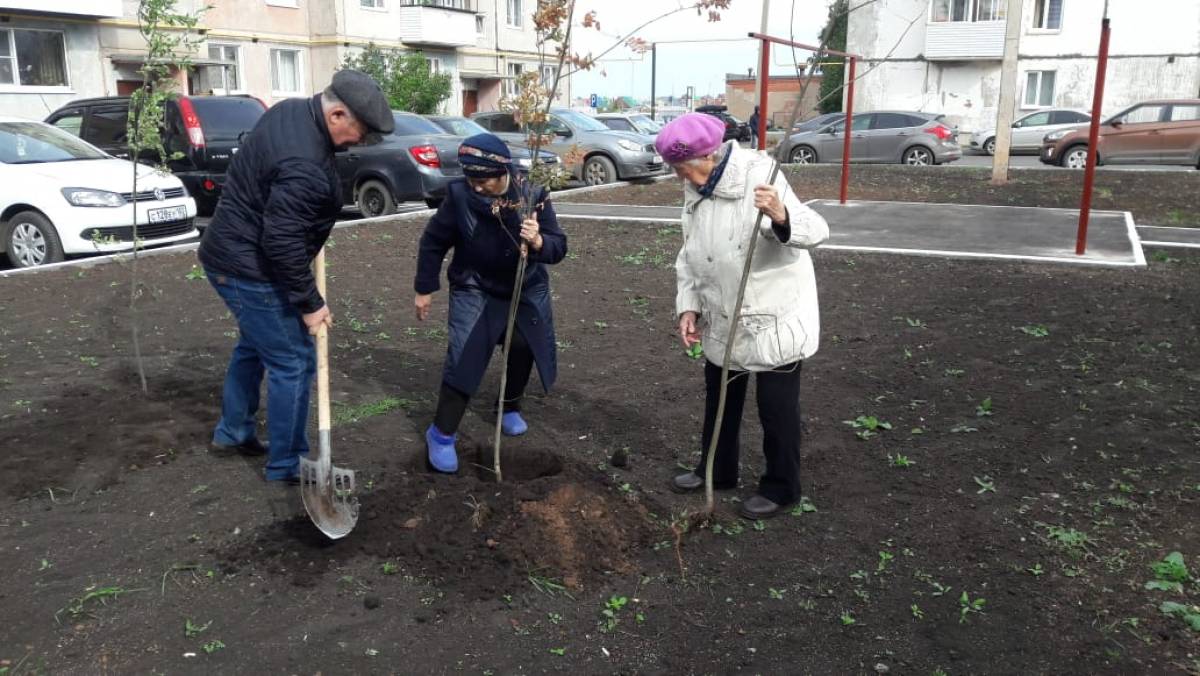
1023;70;1055;108
931;0;1004;22
540;65;556;87
0;28;69;88
505;62;523;96
426;56;442;73
476;14;485;33
199;44;242;93
1032;0;1063;30
506;0;523;27
270;48;303;95
361;0;384;8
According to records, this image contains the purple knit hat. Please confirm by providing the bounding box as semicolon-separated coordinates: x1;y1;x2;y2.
655;113;726;164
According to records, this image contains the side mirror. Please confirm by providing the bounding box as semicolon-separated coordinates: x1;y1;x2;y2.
1110;119;1123;128
554;128;572;138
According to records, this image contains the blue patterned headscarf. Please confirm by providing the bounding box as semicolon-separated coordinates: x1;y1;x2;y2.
458;133;512;178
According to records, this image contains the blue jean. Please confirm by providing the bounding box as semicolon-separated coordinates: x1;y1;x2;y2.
207;272;315;480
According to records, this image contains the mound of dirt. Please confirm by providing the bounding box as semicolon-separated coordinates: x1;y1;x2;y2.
217;447;661;598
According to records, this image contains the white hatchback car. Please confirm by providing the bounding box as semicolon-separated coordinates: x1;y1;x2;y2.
0;117;197;268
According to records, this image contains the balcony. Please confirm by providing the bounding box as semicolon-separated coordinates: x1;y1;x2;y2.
0;0;122;17
397;0;478;48
924;21;1005;60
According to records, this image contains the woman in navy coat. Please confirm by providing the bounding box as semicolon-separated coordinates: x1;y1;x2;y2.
413;133;568;473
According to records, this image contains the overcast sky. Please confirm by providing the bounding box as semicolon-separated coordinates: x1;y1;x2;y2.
568;0;830;100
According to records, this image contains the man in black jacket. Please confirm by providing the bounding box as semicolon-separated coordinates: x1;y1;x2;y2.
198;70;393;483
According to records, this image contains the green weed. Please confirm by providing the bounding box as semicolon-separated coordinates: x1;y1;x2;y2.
1017;325;1050;338
1145;551;1189;593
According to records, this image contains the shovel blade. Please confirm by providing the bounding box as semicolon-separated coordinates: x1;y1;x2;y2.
299;456;359;540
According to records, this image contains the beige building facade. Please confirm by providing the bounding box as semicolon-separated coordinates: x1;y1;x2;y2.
0;0;568;119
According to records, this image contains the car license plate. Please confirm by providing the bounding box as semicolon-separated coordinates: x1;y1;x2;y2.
652;154;662;163
148;205;187;224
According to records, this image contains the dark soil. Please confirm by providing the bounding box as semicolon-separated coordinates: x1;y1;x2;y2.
561;165;1200;227
1;202;1198;674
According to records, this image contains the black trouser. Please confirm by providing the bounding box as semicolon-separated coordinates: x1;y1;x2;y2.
694;360;803;505
433;329;534;435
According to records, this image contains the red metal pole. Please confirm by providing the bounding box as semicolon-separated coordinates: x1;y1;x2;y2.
839;56;856;205
758;36;769;151
1076;18;1110;255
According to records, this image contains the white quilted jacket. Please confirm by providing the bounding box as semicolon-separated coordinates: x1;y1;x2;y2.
675;141;829;371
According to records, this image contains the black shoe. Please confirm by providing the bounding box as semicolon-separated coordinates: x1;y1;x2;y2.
670;472;736;494
210;438;268;457
263;471;301;486
738;494;788;520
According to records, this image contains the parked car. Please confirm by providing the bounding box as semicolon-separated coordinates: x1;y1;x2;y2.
971;108;1090;155
1040;99;1200;169
594;113;662;136
780;111;961;166
792;112;846;133
45;95;266;216
472;108;663;185
335;112;466;217
0;118;197;268
695;105;751;142
425;115;562;170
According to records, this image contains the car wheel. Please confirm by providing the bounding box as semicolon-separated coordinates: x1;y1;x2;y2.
356;179;396;218
789;146;817;164
1062;145;1089;169
902;147;933;166
983;137;996;156
5;210;64;268
583;155;616;185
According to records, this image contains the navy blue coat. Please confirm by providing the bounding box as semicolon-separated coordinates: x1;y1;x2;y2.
415;178;567;396
198;95;341;313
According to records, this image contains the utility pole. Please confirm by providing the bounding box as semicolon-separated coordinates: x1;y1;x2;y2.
650;43;657;120
752;0;770;143
991;0;1023;184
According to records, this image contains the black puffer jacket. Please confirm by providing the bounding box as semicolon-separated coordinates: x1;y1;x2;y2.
198;95;341;313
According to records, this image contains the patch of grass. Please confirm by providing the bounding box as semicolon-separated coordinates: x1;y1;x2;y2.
185;265;206;281
202;639;226;654
56;585;145;624
1160;602;1200;631
1039;523;1094;557
888;453;915;468
843;415;892;440
333;397;414;425
1145;551;1189;593
380;561;399;576
790;497;818;516
1017;324;1050;338
184;618;212;638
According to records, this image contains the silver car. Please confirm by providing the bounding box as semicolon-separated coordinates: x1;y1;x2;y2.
971;108;1091;155
780;111;962;166
595;112;662;136
472;108;664;185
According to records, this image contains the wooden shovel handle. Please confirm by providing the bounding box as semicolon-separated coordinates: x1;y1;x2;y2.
314;249;331;437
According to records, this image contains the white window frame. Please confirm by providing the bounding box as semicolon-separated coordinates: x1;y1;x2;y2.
1022;70;1056;109
360;0;386;9
476;14;486;34
0;27;72;94
270;48;304;97
929;0;1004;23
504;62;524;96
506;0;523;28
205;43;244;94
426;56;443;74
1030;0;1064;32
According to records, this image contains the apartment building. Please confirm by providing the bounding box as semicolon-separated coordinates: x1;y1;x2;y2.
0;0;567;119
845;0;1200;134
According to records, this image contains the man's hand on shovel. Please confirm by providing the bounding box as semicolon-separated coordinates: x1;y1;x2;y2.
303;305;333;336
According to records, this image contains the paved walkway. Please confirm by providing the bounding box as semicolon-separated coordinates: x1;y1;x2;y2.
554;199;1153;267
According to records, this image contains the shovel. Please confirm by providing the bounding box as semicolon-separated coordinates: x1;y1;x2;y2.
300;248;359;540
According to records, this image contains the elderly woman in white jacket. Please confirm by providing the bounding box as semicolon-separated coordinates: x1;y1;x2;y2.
657;113;829;520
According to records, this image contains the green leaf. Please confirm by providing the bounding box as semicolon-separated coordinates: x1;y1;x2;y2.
1150;551;1190;583
1145;580;1184;593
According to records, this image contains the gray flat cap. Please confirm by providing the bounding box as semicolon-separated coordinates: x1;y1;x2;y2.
330;69;394;134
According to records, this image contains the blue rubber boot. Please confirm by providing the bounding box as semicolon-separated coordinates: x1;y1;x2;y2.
501;411;528;437
425;424;458;473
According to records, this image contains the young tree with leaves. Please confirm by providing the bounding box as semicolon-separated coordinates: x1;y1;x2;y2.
817;0;849;114
341;44;453;114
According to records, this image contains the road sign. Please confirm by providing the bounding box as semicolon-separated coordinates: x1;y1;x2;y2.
589;93;598;107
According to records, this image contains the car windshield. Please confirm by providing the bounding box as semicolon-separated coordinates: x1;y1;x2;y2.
433;117;489;137
392;113;446;136
0;121;107;164
630;115;661;134
553;109;610;132
189;97;265;141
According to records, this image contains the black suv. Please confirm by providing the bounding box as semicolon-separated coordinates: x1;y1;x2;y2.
45;95;267;216
695;105;751;143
